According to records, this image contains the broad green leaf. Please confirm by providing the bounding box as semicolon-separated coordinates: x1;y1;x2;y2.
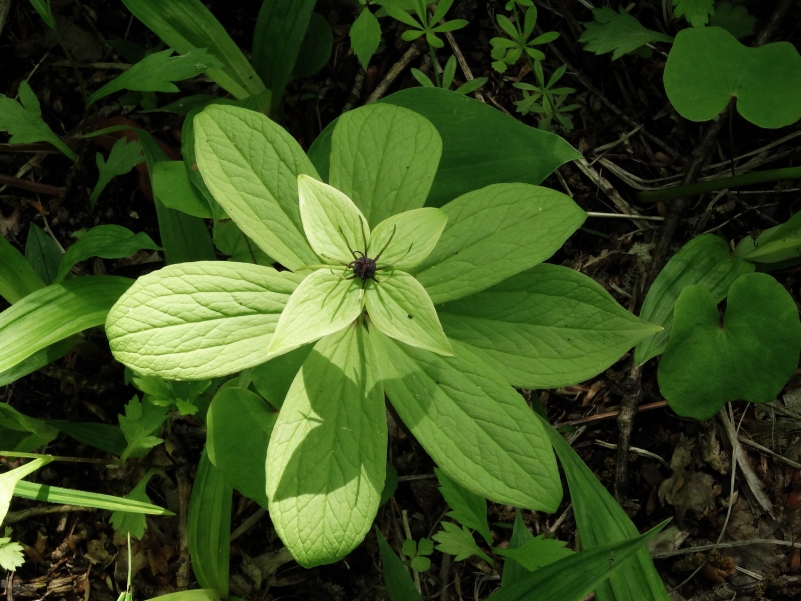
0;235;44;304
207;387;275;509
48;420;127;456
0;535;24;571
118;396;168;461
374;332;562;511
309;88;580;209
13;480;173;515
330;104;442;227
25;223;61;286
28;0;55;27
252;0;316;109
298;175;369;265
0;403;59;452
441;264;661;389
88;48;223;105
251;345;313;408
494;536;573;570
501;509;535;588
735;209;801;264
140;592;219;601
110;470;157;539
673;0;715;27
0;80;76;160
0;337;77;388
376;529;424;601
268;269;362;359
658;273;801;421
412;184;586;304
213;220;273;266
266;325;386;567
664;26;801;129
485;523;667;601
106;262;302;380
56;225;160;283
293;13;333;78
435;467;491;545
366;271;451;355
194;105;318;271
0;276;132;373
90;138;145;207
432;522;493;564
636;234;753;365
367;208;447;270
152;161;212;218
120;0;265;99
187;450;232;598
1;459;50;524
710;1;754;39
546;425;670;601
580;7;673;60
137;129;216;264
380;462;399;506
350;9;382;70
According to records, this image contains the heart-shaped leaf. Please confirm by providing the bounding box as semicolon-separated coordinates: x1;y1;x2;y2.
664;26;801;129
658;273;801;421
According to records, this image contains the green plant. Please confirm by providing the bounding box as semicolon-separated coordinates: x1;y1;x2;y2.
513;63;578;130
411;55;488;94
103;101;660;567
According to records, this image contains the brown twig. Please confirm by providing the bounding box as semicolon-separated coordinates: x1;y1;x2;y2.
366;43;422;104
551;401;668;429
3;505;87;525
0;174;61;196
443;31;485;102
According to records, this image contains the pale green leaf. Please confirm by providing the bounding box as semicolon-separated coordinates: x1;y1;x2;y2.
579;7;673;60
118;396;168;461
0;276;132;374
545;423;670;601
110;470;157;539
432;523;493;564
412;184;586;304
207;387;275;508
636;234;753;365
366;271;451;355
187;450;231;598
435;467;491;545
251;345;313;408
90;138;145;207
268;269;362;359
194;105;318;270
120;0;266;99
1;458;50;524
0;537;25;571
106;262;302;380
673;0;715;27
376;529;424;601
298;174;369;265
139;592;219;601
0;235;44;304
440;264;661;389
56;225;160;283
367;208;447;270
374;331;562;511
25;223;61;286
0;80;76;160
266;325;387;567
88;49;223;104
13;481;173;515
350;9;382;70
494;536;573;571
330;103;442;227
0;337;77;388
152;161;212;218
213;220;273;266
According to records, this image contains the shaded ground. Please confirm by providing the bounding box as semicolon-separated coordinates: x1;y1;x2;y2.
2;0;801;599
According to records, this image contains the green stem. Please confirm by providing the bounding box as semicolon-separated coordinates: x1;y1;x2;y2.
428;42;442;88
637;166;801;203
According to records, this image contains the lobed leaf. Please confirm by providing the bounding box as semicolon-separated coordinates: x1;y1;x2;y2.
435;467;491;545
673;0;715;27
90;138;145;207
579;7;673;60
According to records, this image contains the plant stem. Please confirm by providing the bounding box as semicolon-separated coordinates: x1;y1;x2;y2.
637;166;801;203
428;42;441;87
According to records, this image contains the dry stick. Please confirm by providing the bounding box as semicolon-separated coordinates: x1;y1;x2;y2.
0;173;61;196
653;538;801;559
551;401;668;429
443;30;485;103
175;464;192;590
365;44;422;105
612;0;795;501
3;504;87;525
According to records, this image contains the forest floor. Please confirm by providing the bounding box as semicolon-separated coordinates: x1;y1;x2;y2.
2;0;801;600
